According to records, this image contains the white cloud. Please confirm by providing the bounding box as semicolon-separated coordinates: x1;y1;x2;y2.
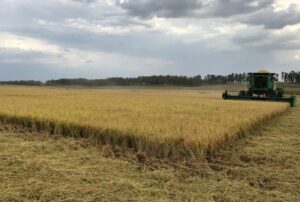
274;0;300;11
0;32;61;54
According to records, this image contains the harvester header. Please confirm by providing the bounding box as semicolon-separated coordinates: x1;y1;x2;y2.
222;71;297;107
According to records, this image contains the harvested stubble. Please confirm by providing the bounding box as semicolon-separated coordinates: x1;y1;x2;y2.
0;86;289;159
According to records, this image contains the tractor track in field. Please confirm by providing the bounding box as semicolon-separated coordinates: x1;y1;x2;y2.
0;105;299;201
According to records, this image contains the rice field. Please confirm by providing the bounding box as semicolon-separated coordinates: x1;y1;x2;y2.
0;86;289;159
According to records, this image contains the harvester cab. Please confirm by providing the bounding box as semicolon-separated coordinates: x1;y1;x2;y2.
222;70;297;107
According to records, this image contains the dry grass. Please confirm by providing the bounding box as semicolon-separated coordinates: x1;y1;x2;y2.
0;86;289;159
0;104;299;201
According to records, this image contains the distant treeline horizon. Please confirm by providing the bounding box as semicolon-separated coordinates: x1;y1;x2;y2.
1;71;299;87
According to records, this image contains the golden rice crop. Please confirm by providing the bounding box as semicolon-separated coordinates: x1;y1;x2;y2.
0;86;289;159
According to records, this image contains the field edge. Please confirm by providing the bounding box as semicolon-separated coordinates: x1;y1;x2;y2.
0;106;290;160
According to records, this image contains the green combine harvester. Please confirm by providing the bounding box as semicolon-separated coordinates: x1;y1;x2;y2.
222;70;297;107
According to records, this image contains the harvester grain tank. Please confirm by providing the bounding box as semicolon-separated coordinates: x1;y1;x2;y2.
222;70;297;107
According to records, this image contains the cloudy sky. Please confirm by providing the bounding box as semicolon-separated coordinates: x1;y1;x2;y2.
0;0;300;80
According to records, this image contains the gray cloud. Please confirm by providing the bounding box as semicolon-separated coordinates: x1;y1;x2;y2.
116;0;274;18
0;0;300;80
232;30;300;50
0;49;60;80
201;0;274;17
72;0;98;3
116;0;300;29
116;0;204;18
242;4;300;29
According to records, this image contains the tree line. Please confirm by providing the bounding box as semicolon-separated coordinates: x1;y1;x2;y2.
1;71;299;87
45;73;249;86
0;80;43;86
281;71;300;83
